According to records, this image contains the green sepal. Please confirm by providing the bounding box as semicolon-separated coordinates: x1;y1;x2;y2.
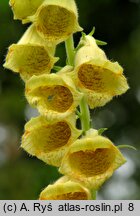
89;27;96;36
95;39;107;46
117;145;137;151
98;128;108;135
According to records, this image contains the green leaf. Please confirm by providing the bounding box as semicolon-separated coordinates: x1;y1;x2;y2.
89;26;96;36
96;39;107;46
98;128;108;135
117;145;137;151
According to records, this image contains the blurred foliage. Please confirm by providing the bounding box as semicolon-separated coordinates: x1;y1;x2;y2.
0;0;140;199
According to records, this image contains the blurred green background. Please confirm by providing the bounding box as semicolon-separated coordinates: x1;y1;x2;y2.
0;0;140;199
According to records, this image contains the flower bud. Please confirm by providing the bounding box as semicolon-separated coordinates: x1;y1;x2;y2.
59;129;126;189
25;67;83;120
9;0;44;22
71;35;129;108
21;114;81;167
30;0;82;45
39;179;91;200
4;25;58;81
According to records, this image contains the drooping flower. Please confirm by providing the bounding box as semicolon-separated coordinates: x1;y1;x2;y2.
29;0;82;45
21;114;81;167
70;35;129;108
9;0;44;22
39;177;91;200
59;129;126;189
25;67;83;120
4;25;58;81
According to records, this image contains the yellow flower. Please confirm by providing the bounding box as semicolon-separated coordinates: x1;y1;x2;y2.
21;114;81;167
29;0;82;45
4;25;58;81
25;67;83;120
39;177;91;200
59;129;126;189
9;0;44;22
70;35;129;108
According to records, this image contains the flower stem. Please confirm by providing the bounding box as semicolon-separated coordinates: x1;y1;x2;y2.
65;35;75;66
65;35;91;133
80;96;90;134
65;35;96;200
91;189;97;200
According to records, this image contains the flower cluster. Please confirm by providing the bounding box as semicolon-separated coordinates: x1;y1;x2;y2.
5;0;129;200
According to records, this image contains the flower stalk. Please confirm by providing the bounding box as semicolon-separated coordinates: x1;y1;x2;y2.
65;35;91;134
65;35;96;199
65;35;75;66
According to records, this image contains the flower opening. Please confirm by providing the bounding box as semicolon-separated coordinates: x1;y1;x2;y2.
39;180;91;200
33;0;82;44
59;130;126;189
21;115;81;166
25;71;83;120
71;35;129;108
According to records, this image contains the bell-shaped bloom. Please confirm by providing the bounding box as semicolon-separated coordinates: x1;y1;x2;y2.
70;35;129;108
4;25;58;81
25;67;83;120
28;0;82;45
39;177;91;200
9;0;44;22
59;129;126;189
21;114;81;167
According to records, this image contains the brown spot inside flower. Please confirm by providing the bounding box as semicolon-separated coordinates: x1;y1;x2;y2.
78;64;117;93
69;148;115;177
35;85;73;112
36;5;76;40
5;45;52;80
32;121;71;152
17;46;50;76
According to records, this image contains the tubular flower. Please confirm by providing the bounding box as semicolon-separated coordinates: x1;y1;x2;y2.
70;35;129;108
9;0;44;22
21;114;81;167
29;0;82;45
25;68;83;120
59;129;126;189
4;25;58;81
39;178;91;200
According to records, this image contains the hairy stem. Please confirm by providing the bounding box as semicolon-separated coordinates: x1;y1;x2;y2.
65;35;75;66
80;96;90;134
65;35;96;200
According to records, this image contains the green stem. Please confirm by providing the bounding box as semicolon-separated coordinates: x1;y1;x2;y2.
65;35;96;200
65;35;91;133
91;189;97;200
80;96;90;134
65;35;75;66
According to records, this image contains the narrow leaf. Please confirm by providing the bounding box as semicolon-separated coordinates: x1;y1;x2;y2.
96;39;107;46
98;128;108;135
89;27;96;36
117;145;137;151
